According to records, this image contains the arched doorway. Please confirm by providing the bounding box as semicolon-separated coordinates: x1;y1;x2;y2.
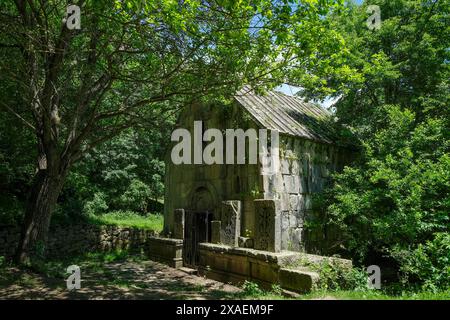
191;187;214;212
183;186;216;267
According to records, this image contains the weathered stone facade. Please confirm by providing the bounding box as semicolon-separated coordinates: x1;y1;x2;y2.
164;88;353;256
164;102;261;238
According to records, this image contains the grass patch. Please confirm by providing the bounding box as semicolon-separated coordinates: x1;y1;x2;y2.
232;281;450;300
300;289;450;300
88;211;164;232
231;281;288;300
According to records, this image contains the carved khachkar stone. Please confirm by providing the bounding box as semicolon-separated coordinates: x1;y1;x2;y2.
220;200;241;247
173;209;185;239
211;220;221;244
254;199;281;252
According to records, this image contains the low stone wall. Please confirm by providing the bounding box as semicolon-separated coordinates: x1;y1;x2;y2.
0;223;158;259
198;243;299;289
0;225;20;258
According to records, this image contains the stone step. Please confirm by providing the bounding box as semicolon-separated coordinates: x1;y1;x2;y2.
179;267;198;275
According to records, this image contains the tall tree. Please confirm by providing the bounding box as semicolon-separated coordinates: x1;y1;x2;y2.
0;0;348;263
301;0;449;287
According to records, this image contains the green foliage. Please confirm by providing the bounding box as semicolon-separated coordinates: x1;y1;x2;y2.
319;105;449;286
0;104;34;225
301;289;450;300
241;281;265;297
83;192;109;216
291;257;369;292
62;128;169;218
306;0;450;291
392;232;450;292
271;284;283;296
0;194;24;225
119;180;152;213
313;261;350;291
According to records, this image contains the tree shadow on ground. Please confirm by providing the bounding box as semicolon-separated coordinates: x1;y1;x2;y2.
0;259;241;300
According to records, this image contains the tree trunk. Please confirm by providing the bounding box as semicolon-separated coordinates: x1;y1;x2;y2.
15;169;64;264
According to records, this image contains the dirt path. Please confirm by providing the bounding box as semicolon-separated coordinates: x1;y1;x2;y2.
0;260;241;300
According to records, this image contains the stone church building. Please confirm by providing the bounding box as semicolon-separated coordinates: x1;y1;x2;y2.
164;86;352;267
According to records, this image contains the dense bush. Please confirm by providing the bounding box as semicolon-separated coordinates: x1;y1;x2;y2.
61;128;169;217
304;0;450;291
313;262;369;292
392;233;450;292
0;107;34;225
316;106;449;289
83;192;109;216
119;179;152;213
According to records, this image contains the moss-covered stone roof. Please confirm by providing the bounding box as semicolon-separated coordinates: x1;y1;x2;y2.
234;86;338;144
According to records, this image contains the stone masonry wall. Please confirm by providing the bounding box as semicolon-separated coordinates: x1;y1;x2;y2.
262;136;351;254
0;223;158;259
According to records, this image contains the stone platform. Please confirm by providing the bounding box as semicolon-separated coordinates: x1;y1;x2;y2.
146;237;184;268
197;243;351;293
143;237;352;293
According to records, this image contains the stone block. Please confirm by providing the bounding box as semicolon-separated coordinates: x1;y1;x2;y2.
283;175;300;194
291;228;303;251
282;175;292;193
262;174;271;193
211;220;221;244
281;158;290;174
291;160;300;175
299;194;306;210
289;213;298;229
173;208;185;239
254;199;281;252
279;268;319;293
293;209;305;227
220;200;241;247
280;211;290;250
146;237;183;268
279;193;289;211
289;195;300;211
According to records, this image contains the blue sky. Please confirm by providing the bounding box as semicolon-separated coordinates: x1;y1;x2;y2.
275;84;339;110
